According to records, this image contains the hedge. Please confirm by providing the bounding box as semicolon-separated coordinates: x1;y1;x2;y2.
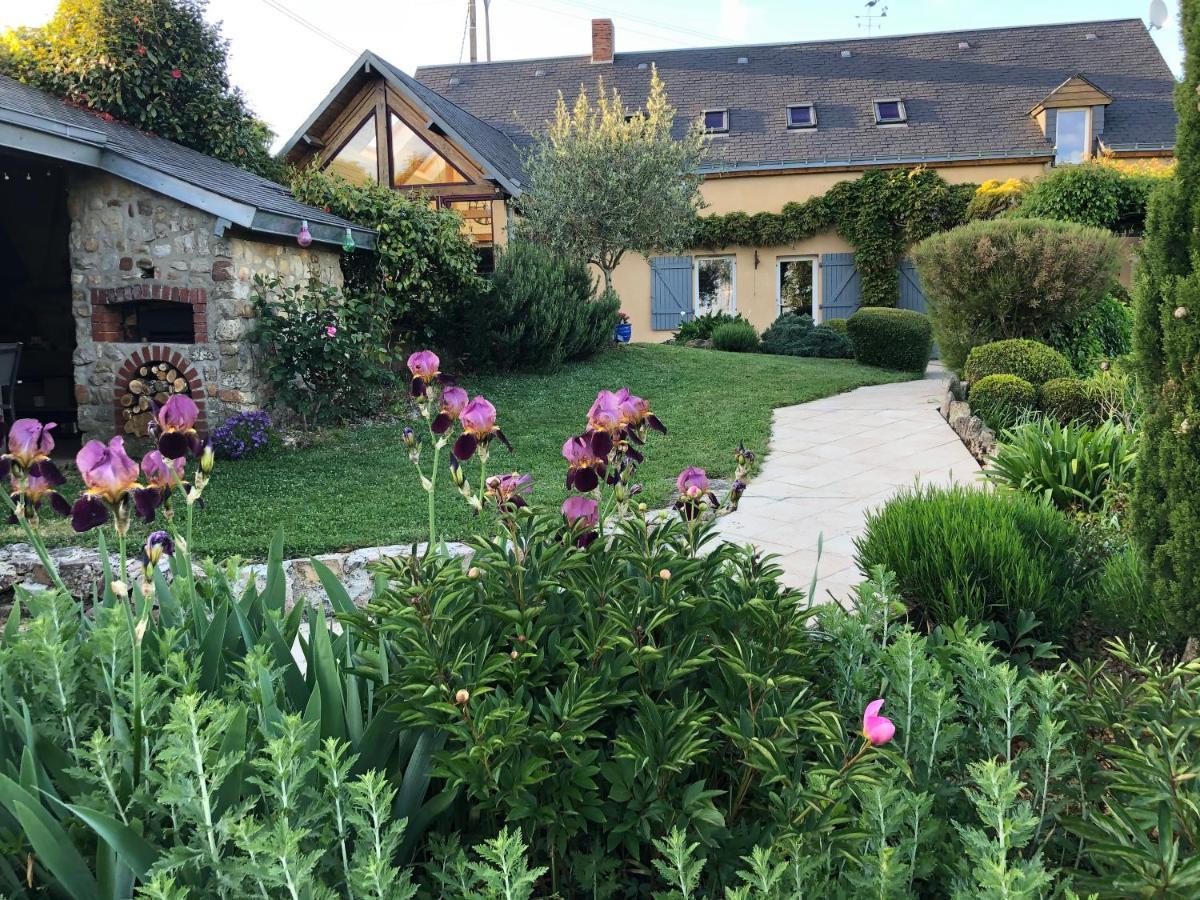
846;308;932;372
964;340;1074;387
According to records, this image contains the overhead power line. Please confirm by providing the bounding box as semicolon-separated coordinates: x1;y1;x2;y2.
255;0;357;56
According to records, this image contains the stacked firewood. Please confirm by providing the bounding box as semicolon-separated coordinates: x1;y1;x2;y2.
120;361;190;436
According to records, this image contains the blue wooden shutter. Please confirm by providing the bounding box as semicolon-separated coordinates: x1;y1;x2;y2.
897;256;938;359
650;256;694;331
819;252;861;321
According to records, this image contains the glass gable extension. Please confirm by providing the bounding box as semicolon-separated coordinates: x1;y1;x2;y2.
390;113;467;187
323;114;378;185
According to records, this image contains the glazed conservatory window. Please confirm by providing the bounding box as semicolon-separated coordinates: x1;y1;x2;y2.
445;199;494;244
1054;108;1090;165
323;114;378;185
390;113;467;187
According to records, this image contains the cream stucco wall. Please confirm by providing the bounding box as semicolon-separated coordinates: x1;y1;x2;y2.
618;160;1051;342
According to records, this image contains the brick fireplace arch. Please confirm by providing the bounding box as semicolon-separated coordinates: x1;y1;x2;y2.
113;347;207;437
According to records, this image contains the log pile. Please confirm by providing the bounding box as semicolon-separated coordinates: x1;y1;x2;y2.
120;361;190;436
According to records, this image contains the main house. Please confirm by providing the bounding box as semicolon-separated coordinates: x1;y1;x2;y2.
283;17;1177;340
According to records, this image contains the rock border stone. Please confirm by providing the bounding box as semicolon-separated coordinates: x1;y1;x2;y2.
939;374;997;462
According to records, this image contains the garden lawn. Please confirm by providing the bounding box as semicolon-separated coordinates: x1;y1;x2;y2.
11;345;913;559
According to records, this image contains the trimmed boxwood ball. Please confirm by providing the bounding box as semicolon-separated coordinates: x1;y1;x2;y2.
964;339;1073;386
846;307;933;372
710;320;760;352
824;318;849;335
1039;377;1098;425
969;374;1037;428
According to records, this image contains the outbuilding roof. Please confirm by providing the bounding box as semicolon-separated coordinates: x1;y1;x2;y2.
414;17;1177;175
0;75;375;249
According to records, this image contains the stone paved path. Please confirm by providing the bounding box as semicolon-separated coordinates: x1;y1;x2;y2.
712;367;981;602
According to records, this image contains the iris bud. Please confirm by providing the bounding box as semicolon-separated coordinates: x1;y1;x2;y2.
199;444;215;475
402;427;416;448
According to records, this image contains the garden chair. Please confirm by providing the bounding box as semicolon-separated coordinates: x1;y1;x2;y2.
0;342;20;425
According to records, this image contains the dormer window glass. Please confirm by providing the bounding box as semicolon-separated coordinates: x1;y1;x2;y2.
703;109;729;134
786;104;816;129
1054;107;1090;164
873;99;907;125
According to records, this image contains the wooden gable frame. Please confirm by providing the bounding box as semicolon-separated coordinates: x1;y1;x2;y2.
294;76;503;201
1029;74;1112;118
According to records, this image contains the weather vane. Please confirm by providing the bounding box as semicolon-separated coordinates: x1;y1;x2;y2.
857;0;888;36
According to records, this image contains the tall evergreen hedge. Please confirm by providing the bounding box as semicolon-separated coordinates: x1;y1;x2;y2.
1131;0;1200;638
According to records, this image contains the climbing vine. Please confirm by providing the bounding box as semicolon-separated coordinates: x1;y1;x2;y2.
690;167;975;307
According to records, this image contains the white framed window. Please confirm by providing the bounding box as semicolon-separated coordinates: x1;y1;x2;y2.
776;256;818;319
1054;107;1091;164
786;103;816;129
873;98;907;125
702;109;729;134
694;255;736;316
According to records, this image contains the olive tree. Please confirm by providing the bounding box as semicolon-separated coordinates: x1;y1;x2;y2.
518;67;706;294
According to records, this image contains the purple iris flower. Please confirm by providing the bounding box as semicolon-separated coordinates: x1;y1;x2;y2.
71;437;140;532
407;350;440;397
133;450;185;523
674;466;719;520
152;395;202;459
485;472;532;512
562;434;607;492
453;396;511;460
432;385;468;435
4;418;56;472
562;495;600;547
7;465;70;522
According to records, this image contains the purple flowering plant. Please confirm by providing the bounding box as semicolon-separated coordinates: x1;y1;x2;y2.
211;410;280;461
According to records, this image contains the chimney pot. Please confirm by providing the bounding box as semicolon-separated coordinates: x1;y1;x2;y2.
592;18;614;64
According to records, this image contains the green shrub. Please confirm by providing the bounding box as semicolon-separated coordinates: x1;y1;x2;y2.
1016;162;1165;232
853;485;1090;642
438;241;617;372
1039;378;1098;425
912;218;1122;371
824;317;849;335
674;310;747;343
845;307;932;371
968;374;1037;428
711;320;760;352
986;416;1138;512
760;313;852;358
1046;292;1135;374
1089;544;1172;647
964;339;1074;386
251;275;394;428
291;167;484;344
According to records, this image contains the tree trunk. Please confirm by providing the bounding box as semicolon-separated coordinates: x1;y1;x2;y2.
600;265;614;296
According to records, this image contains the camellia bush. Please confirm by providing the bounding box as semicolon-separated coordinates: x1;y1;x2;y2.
912;218;1122;371
1;0;283;180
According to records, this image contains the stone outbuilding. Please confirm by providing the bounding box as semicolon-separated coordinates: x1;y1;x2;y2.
0;75;376;445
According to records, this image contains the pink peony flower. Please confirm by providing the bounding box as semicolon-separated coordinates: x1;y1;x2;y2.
862;699;896;746
170;68;182;79
325;325;337;338
676;466;709;498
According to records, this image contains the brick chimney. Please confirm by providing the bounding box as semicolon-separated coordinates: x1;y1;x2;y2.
591;18;614;64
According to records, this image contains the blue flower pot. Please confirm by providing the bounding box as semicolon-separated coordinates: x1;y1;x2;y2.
614;322;632;343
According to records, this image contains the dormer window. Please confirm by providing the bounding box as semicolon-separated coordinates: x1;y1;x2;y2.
703;109;729;134
786;104;816;129
1054;107;1091;164
873;99;907;125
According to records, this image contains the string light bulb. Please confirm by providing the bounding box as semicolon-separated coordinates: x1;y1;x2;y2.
342;227;356;253
297;219;313;247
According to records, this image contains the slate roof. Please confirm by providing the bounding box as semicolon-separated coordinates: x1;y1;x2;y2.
0;75;375;247
414;18;1177;175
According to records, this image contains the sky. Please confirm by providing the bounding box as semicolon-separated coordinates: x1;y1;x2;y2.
0;0;1185;150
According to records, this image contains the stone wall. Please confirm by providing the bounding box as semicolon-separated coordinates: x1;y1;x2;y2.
67;170;342;441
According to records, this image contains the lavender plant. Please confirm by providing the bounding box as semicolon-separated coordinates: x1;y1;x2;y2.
210;410;279;461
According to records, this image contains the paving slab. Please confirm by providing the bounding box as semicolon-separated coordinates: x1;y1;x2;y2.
714;366;982;603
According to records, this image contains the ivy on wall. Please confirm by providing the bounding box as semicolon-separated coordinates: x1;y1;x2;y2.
690;167;975;307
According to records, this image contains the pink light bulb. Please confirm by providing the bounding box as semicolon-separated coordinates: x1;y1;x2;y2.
297;219;313;247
